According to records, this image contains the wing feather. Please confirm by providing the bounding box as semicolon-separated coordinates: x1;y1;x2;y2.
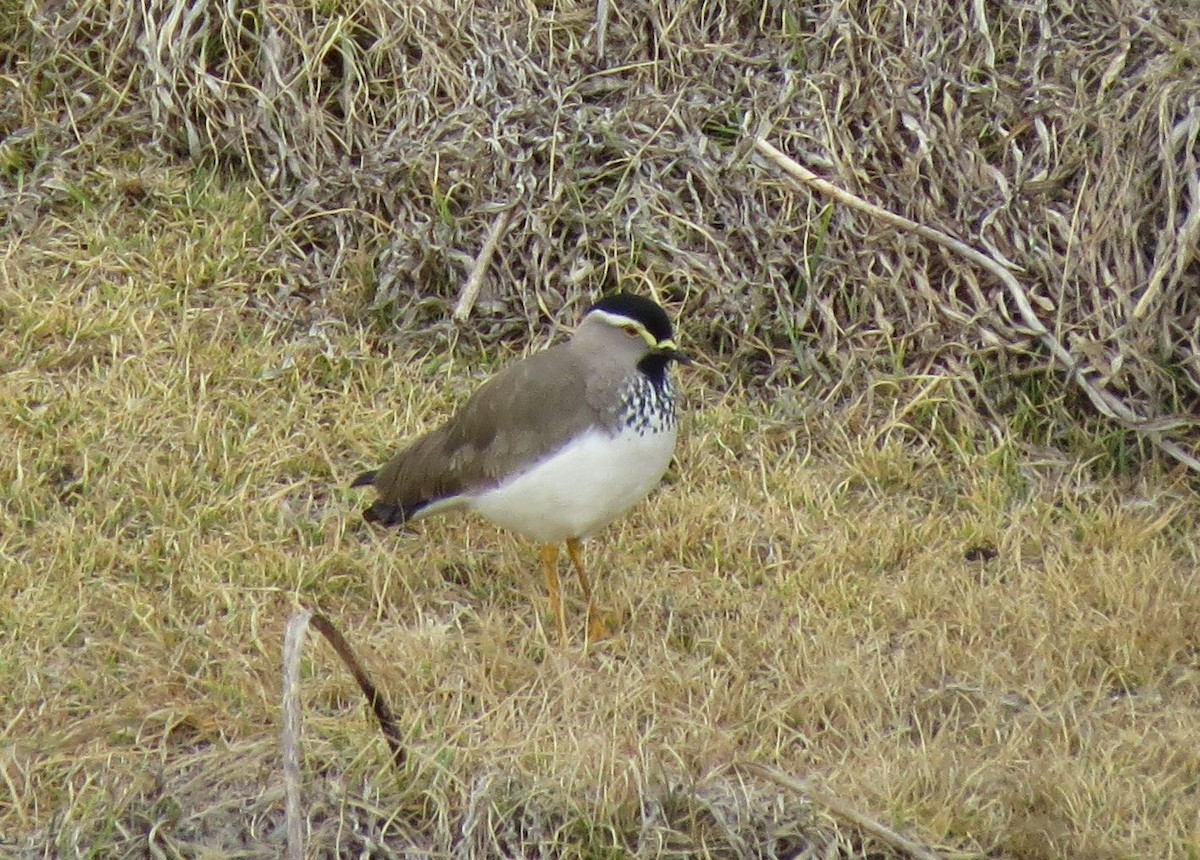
361;345;605;524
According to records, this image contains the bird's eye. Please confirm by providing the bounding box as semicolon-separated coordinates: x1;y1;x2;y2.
622;325;641;338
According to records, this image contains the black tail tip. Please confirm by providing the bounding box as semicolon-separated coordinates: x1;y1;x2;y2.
362;502;406;527
351;470;377;489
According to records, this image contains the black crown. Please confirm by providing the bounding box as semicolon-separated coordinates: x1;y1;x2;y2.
589;293;674;344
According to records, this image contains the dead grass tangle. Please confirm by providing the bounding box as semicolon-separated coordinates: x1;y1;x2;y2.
2;0;1199;857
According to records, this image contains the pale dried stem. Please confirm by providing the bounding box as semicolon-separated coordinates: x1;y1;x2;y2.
753;134;1200;473
739;763;947;860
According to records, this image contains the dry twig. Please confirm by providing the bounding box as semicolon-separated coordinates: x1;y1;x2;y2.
738;762;947;860
752;134;1200;474
454;207;515;322
282;610;406;860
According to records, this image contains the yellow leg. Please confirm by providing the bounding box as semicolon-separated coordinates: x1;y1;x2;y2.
565;538;593;604
540;543;567;644
566;538;609;641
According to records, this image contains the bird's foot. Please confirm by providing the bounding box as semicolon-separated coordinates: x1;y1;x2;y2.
585;608;613;643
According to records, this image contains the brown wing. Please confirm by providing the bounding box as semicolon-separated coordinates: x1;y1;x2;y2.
358;345;606;525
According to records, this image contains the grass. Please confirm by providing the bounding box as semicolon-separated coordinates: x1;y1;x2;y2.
3;161;1200;858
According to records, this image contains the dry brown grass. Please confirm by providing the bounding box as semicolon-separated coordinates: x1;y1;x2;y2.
3;165;1200;857
4;0;1200;856
8;0;1200;466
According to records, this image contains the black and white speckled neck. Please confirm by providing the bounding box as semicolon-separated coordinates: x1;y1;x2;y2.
619;374;678;436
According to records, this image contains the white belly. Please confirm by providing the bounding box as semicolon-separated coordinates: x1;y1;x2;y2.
467;425;677;543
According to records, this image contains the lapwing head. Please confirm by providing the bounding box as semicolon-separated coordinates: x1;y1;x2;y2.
574;293;692;383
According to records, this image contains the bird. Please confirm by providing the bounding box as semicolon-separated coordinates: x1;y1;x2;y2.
351;293;691;643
